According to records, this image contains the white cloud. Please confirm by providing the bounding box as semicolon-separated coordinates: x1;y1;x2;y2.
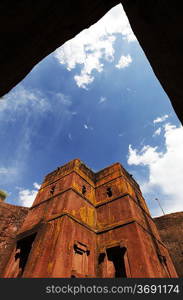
128;145;162;166
83;123;93;130
55;31;115;89
74;72;94;89
18;182;40;207
0;86;75;185
54;4;136;88
84;124;89;129
153;114;169;124
99;96;107;104
153;127;161;137
0;86;72;120
127;123;183;216
115;54;132;69
0;86;50;119
33;182;41;190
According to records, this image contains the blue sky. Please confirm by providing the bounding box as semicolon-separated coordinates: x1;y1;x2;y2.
0;4;182;216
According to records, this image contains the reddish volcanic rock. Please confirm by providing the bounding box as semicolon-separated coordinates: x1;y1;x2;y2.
0;202;29;276
0;159;178;278
154;212;183;277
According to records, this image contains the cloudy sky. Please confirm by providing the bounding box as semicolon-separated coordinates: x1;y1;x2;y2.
0;4;182;216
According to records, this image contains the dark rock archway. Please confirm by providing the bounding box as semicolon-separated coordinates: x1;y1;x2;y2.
0;0;183;123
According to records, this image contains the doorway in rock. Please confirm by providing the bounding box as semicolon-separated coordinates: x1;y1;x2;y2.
15;233;37;277
106;246;127;278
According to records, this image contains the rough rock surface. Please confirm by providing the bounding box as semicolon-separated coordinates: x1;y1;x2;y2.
154;212;183;277
0;202;29;276
0;0;183;124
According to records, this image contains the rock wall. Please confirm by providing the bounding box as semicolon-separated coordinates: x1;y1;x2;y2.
0;202;29;276
154;212;183;278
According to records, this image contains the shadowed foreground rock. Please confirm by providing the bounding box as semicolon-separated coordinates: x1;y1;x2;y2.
0;0;183;123
154;212;183;278
0;0;118;97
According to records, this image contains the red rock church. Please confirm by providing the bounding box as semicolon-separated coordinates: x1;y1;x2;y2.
1;159;177;277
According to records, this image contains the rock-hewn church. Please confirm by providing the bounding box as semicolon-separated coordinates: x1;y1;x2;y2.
0;159;178;277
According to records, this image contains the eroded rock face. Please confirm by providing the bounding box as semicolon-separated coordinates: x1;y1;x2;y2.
154;212;183;277
0;0;183;123
0;202;29;276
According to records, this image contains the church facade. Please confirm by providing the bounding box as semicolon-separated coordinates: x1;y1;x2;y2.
1;159;177;277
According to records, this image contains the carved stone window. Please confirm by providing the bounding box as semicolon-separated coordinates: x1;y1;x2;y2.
73;241;90;256
71;241;90;277
106;187;112;197
50;185;55;195
158;253;167;264
82;185;86;195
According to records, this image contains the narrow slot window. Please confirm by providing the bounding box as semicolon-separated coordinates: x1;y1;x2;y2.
106;187;112;197
82;185;86;195
50;185;55;195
